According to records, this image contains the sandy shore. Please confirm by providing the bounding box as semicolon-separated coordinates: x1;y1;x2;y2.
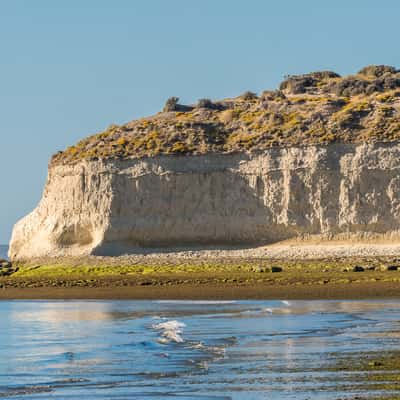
2;242;400;300
65;242;400;260
219;242;400;259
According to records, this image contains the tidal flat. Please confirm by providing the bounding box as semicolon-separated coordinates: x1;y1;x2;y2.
1;256;400;299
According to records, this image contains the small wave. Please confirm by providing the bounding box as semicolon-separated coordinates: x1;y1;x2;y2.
190;342;205;350
152;320;186;344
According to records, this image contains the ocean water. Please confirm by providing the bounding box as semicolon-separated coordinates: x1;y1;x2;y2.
0;245;8;260
1;300;400;399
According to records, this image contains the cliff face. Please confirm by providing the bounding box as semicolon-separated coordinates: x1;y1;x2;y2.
9;142;400;260
10;65;400;260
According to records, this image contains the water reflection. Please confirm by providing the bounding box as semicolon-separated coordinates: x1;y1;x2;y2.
0;300;399;399
10;301;116;323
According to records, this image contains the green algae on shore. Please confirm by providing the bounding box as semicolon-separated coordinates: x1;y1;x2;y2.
1;257;400;300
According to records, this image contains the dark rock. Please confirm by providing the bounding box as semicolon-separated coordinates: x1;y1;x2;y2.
197;98;215;109
352;266;365;272
358;65;397;78
280;75;317;94
365;83;381;95
332;77;370;96
271;266;283;273
386;265;398;271
280;71;340;94
196;98;224;110
376;75;400;90
0;261;12;270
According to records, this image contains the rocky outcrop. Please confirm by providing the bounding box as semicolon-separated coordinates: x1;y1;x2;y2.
9;142;400;260
10;66;400;260
50;65;400;165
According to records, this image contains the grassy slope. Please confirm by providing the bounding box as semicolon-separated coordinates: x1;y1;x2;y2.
51;65;400;165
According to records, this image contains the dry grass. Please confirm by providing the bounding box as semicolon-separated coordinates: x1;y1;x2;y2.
51;66;400;165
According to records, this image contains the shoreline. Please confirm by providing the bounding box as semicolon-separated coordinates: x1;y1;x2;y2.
2;252;400;300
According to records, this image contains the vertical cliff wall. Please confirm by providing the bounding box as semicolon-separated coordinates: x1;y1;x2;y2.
9;143;400;260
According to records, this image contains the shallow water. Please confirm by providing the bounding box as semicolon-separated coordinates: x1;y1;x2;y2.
1;300;400;399
0;245;8;260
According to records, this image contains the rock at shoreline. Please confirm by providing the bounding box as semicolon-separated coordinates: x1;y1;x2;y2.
382;265;399;271
0;260;17;277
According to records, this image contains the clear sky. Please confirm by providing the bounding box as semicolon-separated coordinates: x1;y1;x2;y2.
0;0;399;243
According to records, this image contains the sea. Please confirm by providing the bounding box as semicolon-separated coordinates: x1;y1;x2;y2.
1;299;400;399
0;245;8;260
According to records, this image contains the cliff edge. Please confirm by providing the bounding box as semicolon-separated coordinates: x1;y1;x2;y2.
9;65;400;260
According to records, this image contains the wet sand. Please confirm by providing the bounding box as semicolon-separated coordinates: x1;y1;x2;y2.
1;280;400;300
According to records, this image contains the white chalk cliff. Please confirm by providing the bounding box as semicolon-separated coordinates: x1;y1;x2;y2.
9;65;400;260
9;143;400;260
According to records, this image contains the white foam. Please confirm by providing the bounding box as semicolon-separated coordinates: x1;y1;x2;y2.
152;320;186;343
190;342;205;349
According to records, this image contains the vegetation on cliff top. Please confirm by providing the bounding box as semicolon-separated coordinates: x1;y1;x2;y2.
52;65;400;164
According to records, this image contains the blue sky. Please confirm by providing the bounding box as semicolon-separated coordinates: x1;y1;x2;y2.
0;0;399;243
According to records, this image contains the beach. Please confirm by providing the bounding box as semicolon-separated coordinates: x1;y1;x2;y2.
2;249;400;300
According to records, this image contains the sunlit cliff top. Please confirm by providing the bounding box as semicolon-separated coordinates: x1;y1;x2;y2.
52;65;400;165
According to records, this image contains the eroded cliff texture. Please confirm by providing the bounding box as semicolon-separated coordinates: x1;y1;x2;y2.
9;143;400;260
